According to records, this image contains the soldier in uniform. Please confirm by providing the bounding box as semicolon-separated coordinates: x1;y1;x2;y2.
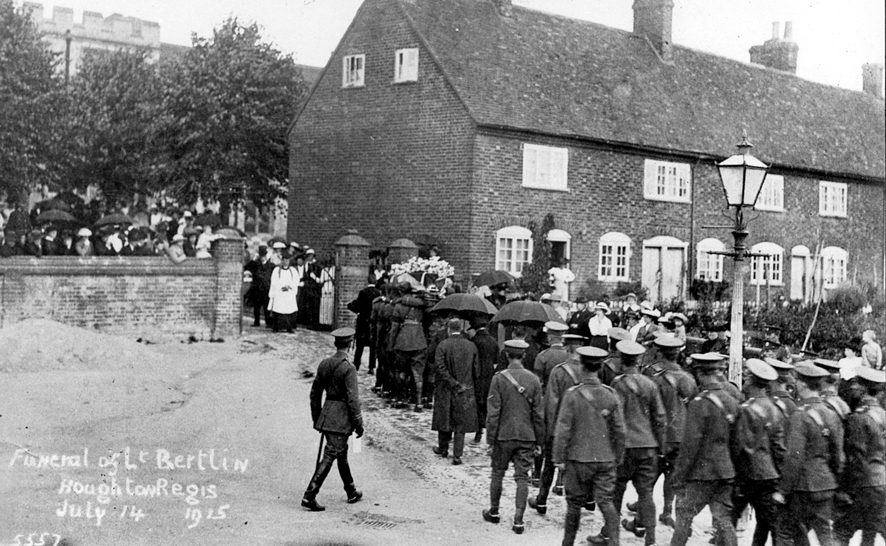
834;366;886;546
432;318;479;465
766;358;798;415
302;328;364;511
553;346;625;546
670;353;740;546
814;358;851;422
607;340;666;546
348;279;382;372
483;339;545;535
369;291;388;394
649;335;697;528
775;363;845;546
529;328;586;515
731;359;787;546
391;282;430;411
535;321;570;388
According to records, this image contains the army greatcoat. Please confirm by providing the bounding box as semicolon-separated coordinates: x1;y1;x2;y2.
432;334;479;433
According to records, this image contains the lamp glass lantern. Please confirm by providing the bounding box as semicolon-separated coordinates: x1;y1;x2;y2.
717;137;769;209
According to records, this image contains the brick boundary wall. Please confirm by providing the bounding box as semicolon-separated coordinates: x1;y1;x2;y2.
0;238;244;340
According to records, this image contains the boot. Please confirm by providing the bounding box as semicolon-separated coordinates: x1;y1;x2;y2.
482;508;500;524
432;446;449;457
471;430;483;444
622;518;646;537
512;517;525;535
346;487;363;504
302;457;334;511
562;503;581;546
528;496;547;515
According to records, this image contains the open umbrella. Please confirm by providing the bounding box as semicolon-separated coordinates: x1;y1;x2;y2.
34;209;78;226
37;198;71;212
473;269;515;287
430;293;497;316
492;300;564;325
93;213;134;227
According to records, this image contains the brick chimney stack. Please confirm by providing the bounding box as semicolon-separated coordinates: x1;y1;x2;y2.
633;0;674;61
862;64;885;99
491;0;512;17
749;21;799;74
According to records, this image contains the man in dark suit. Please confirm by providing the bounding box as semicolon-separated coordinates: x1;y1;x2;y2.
348;279;382;372
569;296;593;340
432;318;479;464
471;316;499;444
302;328;364;512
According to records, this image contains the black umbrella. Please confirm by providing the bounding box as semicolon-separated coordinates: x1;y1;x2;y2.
53;190;85;205
473;269;516;287
37;198;71;212
430;293;498;316
491;300;564;325
34;209;78;225
93;213;134;227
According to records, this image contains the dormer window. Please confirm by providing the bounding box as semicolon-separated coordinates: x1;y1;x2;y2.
342;54;365;88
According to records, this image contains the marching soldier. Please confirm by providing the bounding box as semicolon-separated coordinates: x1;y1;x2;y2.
483;339;545;535
649;335;697;528
529;329;586;515
775;363;844;546
553;346;625;546
669;353;740;546
609;340;666;546
834;366;886;546
535;321;570;388
814;358;852;421
391;282;430;411
731;359;787;546
302;328;364;511
766;358;799;416
370;291;388;394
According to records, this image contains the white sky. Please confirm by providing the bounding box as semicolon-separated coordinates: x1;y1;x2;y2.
19;0;886;92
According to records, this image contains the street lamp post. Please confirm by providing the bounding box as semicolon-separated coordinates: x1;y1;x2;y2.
712;134;770;385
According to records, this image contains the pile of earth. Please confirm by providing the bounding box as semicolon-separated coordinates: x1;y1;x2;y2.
0;319;160;373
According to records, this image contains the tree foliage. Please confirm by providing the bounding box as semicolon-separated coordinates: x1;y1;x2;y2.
0;2;65;201
517;213;555;297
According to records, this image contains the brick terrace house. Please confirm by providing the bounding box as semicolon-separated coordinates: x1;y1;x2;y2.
288;0;886;304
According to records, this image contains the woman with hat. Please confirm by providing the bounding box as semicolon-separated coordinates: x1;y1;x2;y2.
74;228;94;257
268;250;300;333
166;234;187;264
587;302;613;350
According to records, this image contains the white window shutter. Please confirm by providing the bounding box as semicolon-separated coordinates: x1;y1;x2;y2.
342;56;349;87
406;49;418;80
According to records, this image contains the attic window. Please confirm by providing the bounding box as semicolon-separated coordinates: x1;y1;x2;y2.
819;181;847;217
394;48;419;83
643;159;691;203
342;54;365;88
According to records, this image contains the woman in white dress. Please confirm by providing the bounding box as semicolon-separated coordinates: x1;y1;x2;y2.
268;252;299;333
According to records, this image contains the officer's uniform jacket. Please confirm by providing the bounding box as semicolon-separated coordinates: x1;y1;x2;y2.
651;361;698;446
611;368;667;449
552;376;625;464
486;362;544;445
543;359;584;439
672;381;739;484
392;295;428;352
734;394;787;481
780;395;845;494
310;350;363;435
842;395;886;489
534;344;569;388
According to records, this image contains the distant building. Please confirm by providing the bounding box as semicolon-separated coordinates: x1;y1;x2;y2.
288;0;886;302
23;2;187;79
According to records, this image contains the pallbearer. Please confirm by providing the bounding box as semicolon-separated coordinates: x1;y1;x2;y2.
302;328;364;511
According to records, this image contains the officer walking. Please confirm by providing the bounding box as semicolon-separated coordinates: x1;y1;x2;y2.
608;340;666;546
669;353;740;546
834;366;885;546
731;359;787;546
553;346;625;546
483;339;545;535
302;328;364;511
648;335;697;527
775;362;845;546
529;329;586;515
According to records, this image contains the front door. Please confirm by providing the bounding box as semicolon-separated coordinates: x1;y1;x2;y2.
642;237;687;303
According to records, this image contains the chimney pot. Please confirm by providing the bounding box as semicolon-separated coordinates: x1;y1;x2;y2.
771;22;780;40
750;22;798;74
783;21;793;41
862;63;885;99
633;0;675;62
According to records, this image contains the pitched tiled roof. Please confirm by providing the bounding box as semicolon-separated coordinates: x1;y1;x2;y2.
398;0;885;180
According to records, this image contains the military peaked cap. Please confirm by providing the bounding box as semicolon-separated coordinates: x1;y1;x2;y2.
794;362;830;378
855;366;885;384
746;358;777;381
576;346;608;361
616;340;646;356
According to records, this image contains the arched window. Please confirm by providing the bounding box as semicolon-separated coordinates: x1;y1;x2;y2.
820;247;848;289
495;226;532;276
750;242;784;285
696;238;726;281
598;232;631;281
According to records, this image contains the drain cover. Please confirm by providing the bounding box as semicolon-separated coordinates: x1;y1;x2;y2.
348;511;423;531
